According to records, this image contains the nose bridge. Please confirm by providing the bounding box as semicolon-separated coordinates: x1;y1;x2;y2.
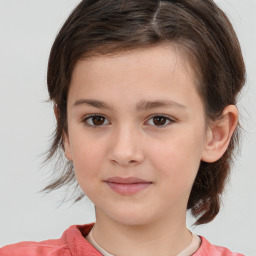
108;122;144;166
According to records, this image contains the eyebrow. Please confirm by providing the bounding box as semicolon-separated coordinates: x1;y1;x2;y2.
73;99;112;110
136;100;186;111
73;99;186;111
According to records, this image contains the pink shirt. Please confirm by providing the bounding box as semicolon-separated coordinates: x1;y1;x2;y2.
0;223;245;256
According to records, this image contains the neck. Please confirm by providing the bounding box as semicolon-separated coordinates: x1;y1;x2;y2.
92;208;192;256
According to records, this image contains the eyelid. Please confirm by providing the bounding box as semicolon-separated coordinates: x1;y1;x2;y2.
82;114;110;127
145;114;176;127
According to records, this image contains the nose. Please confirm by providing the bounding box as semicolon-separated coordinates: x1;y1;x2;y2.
107;125;144;166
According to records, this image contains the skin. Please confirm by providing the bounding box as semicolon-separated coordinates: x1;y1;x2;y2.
63;44;238;256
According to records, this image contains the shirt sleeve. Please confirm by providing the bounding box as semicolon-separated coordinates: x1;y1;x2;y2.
0;241;71;256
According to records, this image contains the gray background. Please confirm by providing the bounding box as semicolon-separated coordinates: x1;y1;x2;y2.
0;1;255;255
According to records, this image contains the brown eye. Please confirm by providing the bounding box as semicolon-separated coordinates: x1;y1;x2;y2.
147;115;173;127
84;115;110;127
153;116;168;126
92;116;105;125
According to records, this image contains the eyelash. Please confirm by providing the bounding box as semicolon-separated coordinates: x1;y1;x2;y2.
82;114;110;128
82;114;175;128
147;114;175;127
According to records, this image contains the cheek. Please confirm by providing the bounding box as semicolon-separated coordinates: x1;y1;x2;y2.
148;128;204;187
71;145;106;199
69;132;105;183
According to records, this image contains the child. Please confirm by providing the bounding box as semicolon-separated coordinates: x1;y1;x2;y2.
0;0;246;255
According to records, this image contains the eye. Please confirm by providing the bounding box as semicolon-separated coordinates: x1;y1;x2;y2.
83;114;110;127
146;115;174;127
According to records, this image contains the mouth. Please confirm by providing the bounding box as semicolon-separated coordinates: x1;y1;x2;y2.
104;177;153;195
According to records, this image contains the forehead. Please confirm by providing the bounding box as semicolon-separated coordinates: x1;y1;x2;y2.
68;44;202;111
72;44;197;84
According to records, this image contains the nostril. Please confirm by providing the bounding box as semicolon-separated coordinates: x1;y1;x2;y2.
110;159;139;166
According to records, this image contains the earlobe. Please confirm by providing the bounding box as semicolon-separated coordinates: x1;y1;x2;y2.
201;105;238;163
63;132;73;161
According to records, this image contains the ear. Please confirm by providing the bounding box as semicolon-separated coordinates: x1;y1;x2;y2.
201;105;238;163
63;132;73;161
54;105;73;161
54;104;58;120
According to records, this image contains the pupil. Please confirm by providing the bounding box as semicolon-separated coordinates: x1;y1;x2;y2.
153;116;166;125
93;116;105;125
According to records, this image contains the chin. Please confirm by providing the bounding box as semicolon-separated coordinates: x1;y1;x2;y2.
107;207;156;227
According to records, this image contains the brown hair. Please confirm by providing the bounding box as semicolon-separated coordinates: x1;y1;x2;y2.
45;0;245;225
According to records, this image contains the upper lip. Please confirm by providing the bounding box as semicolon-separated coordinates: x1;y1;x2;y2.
105;177;152;184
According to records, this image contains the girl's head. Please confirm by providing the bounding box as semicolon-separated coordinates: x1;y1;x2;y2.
46;0;245;225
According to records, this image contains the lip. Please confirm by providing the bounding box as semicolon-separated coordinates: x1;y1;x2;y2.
105;176;150;184
104;176;152;195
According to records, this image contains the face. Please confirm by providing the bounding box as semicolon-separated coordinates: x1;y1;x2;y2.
64;44;209;226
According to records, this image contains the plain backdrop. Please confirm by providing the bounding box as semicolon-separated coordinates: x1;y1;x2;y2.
0;0;255;255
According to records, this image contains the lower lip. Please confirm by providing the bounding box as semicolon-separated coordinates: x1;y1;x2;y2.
106;182;152;195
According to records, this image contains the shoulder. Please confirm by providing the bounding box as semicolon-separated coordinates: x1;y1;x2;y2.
0;240;71;256
194;236;245;256
0;223;101;256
